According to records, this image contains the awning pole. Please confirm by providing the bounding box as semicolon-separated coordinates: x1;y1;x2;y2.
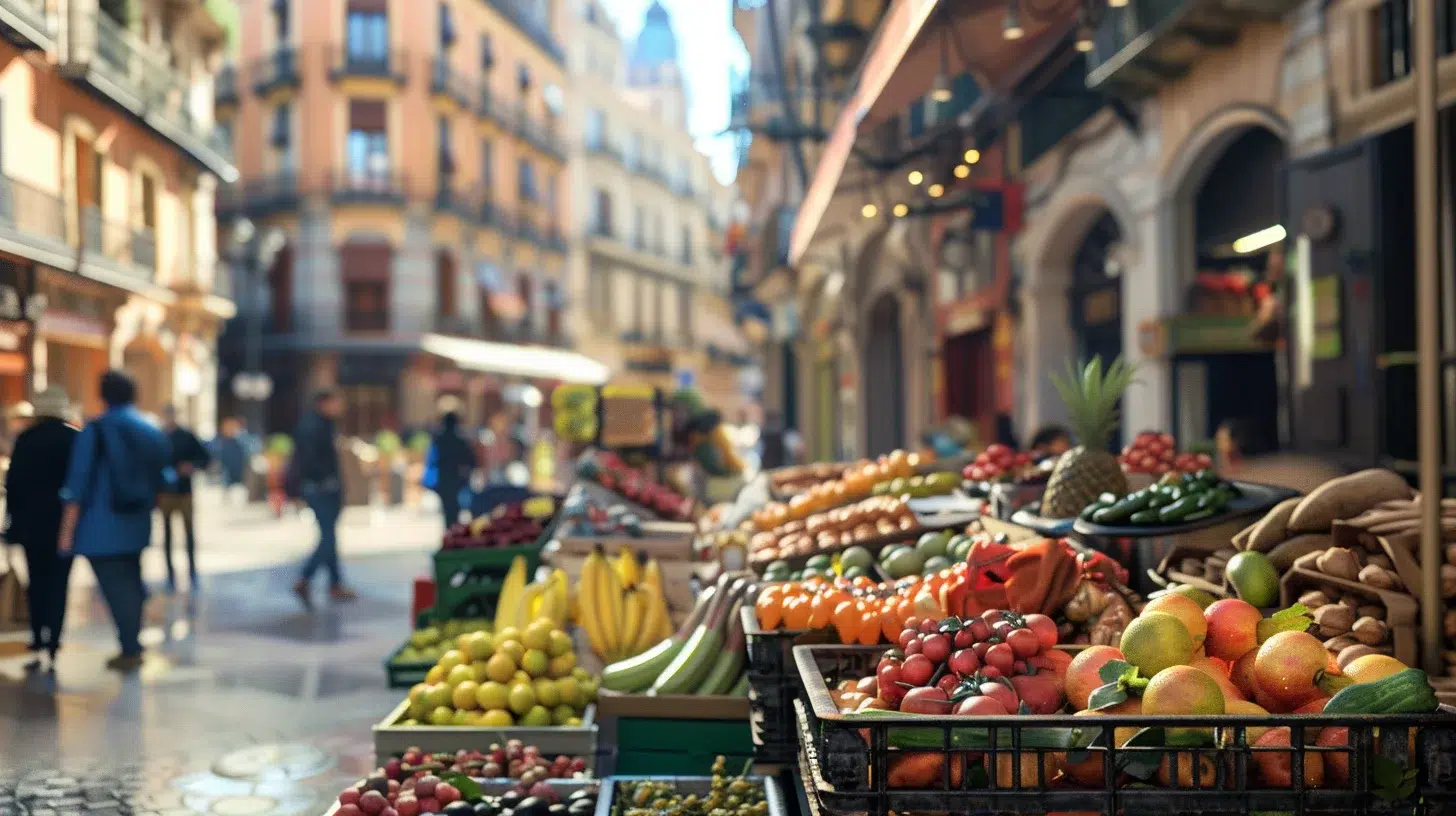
1412;0;1443;672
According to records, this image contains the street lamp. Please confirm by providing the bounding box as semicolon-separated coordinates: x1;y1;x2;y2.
228;217;287;435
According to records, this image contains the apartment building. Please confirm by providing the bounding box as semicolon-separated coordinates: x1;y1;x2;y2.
0;0;234;429
565;0;749;415
217;0;580;434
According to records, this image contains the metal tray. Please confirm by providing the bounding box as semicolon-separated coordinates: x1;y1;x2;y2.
372;698;598;766
593;775;786;816
1072;480;1300;538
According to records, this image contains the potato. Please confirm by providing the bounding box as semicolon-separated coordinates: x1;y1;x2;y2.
1266;534;1333;571
1288;469;1415;533
1247;498;1302;551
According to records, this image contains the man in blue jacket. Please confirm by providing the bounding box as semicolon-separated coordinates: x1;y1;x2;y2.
291;389;357;606
58;370;171;672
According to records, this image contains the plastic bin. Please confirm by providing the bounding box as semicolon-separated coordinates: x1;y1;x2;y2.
791;643;1456;816
741;605;833;764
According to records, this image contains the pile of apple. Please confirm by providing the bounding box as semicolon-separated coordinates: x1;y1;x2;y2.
1120;432;1213;476
834;611;1070;717
577;451;696;521
442;502;548;550
962;444;1037;484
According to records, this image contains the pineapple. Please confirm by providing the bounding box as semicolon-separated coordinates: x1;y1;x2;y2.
1041;356;1135;518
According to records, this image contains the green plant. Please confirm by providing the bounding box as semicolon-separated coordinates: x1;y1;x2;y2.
375;430;402;455
266;433;294;456
408;430;432;454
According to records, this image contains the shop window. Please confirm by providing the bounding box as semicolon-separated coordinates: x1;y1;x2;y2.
436;250;457;319
340;241;391;333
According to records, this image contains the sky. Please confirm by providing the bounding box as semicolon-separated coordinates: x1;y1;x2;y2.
597;0;749;185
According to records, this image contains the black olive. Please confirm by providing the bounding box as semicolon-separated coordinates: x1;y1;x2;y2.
515;795;549;816
548;804;569;816
364;776;390;795
445;802;476;816
500;791;525;810
475;804;498;816
567;799;596;816
567;790;595;804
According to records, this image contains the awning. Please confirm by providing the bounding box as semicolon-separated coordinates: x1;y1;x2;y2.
420;333;610;384
788;0;1073;266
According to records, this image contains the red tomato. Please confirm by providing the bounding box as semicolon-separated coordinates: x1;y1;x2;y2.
1159;433;1176;448
1196;453;1213;468
968;466;985;481
1121;444;1137;458
1137;454;1158;470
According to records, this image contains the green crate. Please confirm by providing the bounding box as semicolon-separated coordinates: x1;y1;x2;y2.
432;543;541;618
382;638;434;689
614;717;753;757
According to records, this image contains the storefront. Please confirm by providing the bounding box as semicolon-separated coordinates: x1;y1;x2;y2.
0;258;41;405
34;269;120;418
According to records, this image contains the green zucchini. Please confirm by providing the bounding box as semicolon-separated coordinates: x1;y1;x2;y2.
1129;508;1161;524
1324;669;1439;716
1158;495;1203;522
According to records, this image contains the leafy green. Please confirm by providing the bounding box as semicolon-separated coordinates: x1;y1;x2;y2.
1255;604;1313;643
1371;755;1418;803
440;772;484;803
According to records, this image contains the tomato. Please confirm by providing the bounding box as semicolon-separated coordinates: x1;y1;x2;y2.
900;686;952;715
1023;614;1059;650
1137;454;1158;471
1159;433;1176;448
978;680;1020;712
954;695;1009;716
1010;674;1063;714
985;643;1017;675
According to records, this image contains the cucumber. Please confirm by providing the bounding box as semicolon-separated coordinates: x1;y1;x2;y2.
602;637;685;692
695;645;745;695
728;672;750;696
651;625;723;694
1324;668;1440;715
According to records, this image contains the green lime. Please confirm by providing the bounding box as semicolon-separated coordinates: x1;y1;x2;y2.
839;545;873;571
806;554;832;570
922;555;952;575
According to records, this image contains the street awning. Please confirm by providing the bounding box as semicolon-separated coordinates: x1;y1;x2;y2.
420;333;611;384
788;0;1074;266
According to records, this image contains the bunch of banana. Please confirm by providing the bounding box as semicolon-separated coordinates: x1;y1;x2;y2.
492;555;529;632
520;568;570;628
576;546;673;664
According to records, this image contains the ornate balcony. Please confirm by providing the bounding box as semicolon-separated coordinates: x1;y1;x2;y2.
431;56;474;109
252;47;300;96
329;169;407;207
329;45;408;84
216;173;300;219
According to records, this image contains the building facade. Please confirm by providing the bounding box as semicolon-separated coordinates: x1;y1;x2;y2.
217;0;575;435
0;0;234;431
564;1;751;417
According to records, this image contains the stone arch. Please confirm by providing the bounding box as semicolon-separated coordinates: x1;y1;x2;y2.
1163;103;1291;203
1020;173;1140;285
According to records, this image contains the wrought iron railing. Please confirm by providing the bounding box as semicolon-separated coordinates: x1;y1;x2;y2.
216;173;300;217
330;169;407;204
483;0;564;63
330;45;407;82
431;56;474;106
252;47;300;94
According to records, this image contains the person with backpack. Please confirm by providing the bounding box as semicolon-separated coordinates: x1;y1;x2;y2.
57;370;171;672
423;408;478;528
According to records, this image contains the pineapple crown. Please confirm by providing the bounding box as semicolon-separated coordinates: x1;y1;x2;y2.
1049;355;1136;449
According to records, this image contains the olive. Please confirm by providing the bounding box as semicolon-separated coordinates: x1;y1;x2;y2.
475;804;498;816
515;796;549;816
548;804;569;816
567;790;595;804
444;803;476;816
499;791;526;810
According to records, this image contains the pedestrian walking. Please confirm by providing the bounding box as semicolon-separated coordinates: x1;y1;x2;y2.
291;389;357;606
211;416;249;505
158;405;211;594
423;409;478;528
4;387;79;669
58;371;171;672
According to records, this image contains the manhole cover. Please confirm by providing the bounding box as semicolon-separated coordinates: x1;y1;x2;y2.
211;745;334;780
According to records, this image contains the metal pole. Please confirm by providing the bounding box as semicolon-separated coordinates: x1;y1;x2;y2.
243;247;266;436
1412;0;1442;672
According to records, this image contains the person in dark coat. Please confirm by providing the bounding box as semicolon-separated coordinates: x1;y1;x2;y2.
291;389;355;606
426;410;479;528
5;387;79;669
158;405;211;594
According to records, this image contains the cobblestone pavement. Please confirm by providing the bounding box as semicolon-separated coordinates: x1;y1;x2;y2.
0;494;447;816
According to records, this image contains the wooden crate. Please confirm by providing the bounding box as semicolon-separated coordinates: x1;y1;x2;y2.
1281;551;1419;667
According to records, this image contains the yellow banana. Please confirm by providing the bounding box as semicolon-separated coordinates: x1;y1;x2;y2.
592;549;622;660
543;569;568;626
535;579;561;626
578;552;610;660
494;555;527;632
620;587;645;657
615;547;640;587
643;557;664;597
633;583;669;655
520;580;549;624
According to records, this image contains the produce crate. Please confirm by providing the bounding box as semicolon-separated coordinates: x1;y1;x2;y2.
382;638;435;689
433;541;544;619
1281;551;1419;667
741;605;834;764
593;776;786;816
607;717;755;776
791;643;1456;816
321;778;599;816
372;699;598;767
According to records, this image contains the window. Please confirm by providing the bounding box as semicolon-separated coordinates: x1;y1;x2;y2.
632;206;645;249
585;108;605;149
436;250;456;318
480;34;494;70
437;116;454;177
481;139;494;190
140;175;158;231
439;2;455;48
592;189;612;235
517;276;533;329
346;3;389;63
544;173;556;219
517;62;532;91
628;132;642;167
518;158;536;203
545;282;562;338
341;242;391;332
269;245;293;332
678;282;692;346
679;225;692;265
652;212;664;254
272;0;289;40
347;100;388;178
270;103;291;148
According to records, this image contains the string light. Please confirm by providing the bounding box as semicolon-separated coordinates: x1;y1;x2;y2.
1075;23;1094;52
928;183;945;198
1003;1;1024;40
953;164;970;179
892;203;909;217
1109;0;1128;7
964;148;981;164
908;170;924;185
861;203;878;218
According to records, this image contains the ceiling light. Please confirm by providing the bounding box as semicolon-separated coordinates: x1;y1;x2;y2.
1003;2;1024;40
928;183;945;198
1075;23;1095;52
908;170;924;185
930;73;953;103
892;203;909;217
1232;224;1286;254
1108;0;1129;6
861;203;879;219
964;148;981;164
953;164;970;179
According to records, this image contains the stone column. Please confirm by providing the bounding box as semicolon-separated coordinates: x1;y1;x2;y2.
1120;193;1179;435
1016;277;1075;435
296;207;340;339
393;210;434;334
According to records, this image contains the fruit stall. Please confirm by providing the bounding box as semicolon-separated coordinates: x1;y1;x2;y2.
334;368;1456;816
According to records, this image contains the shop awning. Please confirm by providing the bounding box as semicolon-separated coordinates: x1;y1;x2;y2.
788;0;1073;266
420;333;610;384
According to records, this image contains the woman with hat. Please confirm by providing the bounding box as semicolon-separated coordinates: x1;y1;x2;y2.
4;386;79;668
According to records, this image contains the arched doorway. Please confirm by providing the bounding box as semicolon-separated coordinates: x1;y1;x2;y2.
1069;211;1124;368
863;293;904;456
1180;125;1286;449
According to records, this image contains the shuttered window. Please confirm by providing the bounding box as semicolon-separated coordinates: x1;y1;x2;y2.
340;241;391;332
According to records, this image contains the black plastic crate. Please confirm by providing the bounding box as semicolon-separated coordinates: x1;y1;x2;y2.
792;643;1456;816
742;605;833;764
